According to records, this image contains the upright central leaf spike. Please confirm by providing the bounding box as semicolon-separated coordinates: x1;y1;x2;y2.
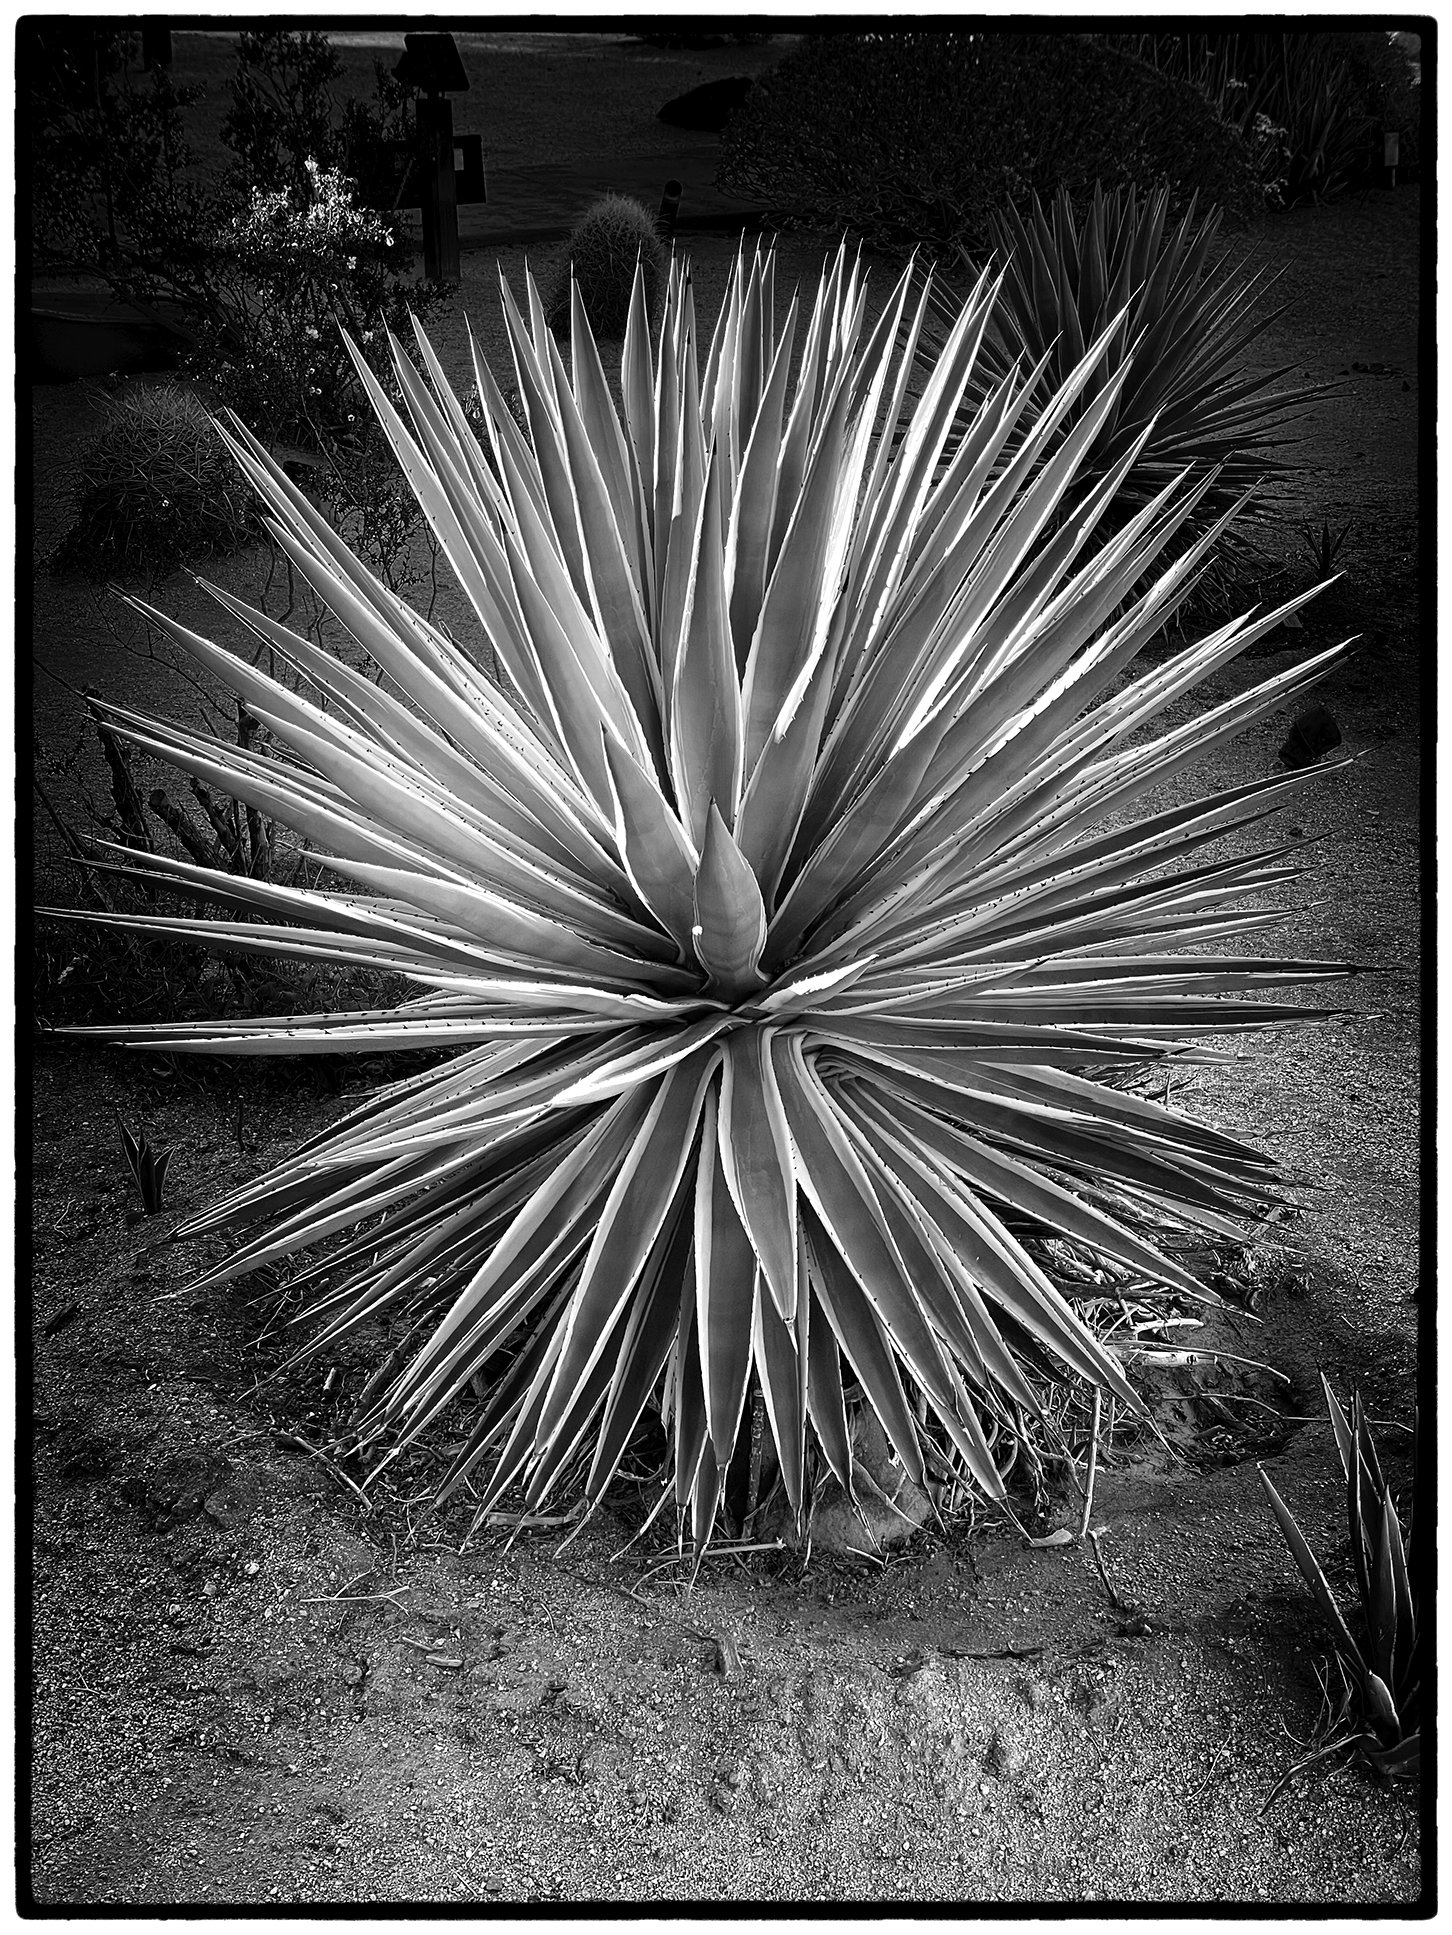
693;803;768;998
56;241;1351;1553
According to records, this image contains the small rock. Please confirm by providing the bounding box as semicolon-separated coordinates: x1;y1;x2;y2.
1277;704;1343;770
203;1476;256;1530
342;1663;364;1688
1018;1674;1052;1713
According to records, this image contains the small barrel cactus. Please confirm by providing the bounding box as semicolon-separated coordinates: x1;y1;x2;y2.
53;384;255;578
545;192;667;341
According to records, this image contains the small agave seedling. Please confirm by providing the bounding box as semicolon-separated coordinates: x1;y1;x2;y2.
59;243;1351;1548
932;183;1324;553
1300;516;1355;577
116;1112;173;1216
1260;1379;1421;1782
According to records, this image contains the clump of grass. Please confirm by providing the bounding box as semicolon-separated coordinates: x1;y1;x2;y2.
52;385;255;579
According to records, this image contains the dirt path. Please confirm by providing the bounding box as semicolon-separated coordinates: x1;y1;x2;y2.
26;37;1426;1911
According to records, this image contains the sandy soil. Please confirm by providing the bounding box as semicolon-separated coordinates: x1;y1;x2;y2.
25;33;1428;1912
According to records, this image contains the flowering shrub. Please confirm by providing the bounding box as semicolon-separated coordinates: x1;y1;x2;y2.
196;159;421;449
187;157;439;592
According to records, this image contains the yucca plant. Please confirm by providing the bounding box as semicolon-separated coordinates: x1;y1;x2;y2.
929;184;1322;565
1260;1379;1420;1780
56;243;1351;1550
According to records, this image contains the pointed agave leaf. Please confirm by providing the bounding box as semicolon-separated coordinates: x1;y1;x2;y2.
600;731;699;954
805;1284;854;1493
752;1288;806;1518
808;1228;926;1490
620;261;658;550
692;804;767;995
734;593;844;913
1258;1466;1364;1668
740;366;855;769
724;296;798;668
672;1287;711;1510
549;1014;730;1108
670;450;744;846
535;1048;718;1455
585;1197;695;1498
552;280;665;753
385;1089;653;1408
693;1087;761;1466
569;276;649;593
717;1026;799;1321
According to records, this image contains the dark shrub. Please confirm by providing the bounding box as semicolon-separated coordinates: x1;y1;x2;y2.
719;31;1260;253
1112;29;1421;204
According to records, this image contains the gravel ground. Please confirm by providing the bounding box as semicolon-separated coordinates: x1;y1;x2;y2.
25;32;1429;1913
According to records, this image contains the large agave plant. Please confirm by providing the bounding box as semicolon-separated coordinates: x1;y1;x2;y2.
59;243;1350;1548
930;183;1323;554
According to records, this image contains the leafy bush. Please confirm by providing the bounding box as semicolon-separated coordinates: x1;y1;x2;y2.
1261;1379;1420;1781
52;386;254;576
220;28;343;198
196;157;419;449
222;29;422;221
26;24;215;309
191;155;442;593
719;31;1260;253
1115;31;1419;205
929;183;1321;560
545;193;668;340
65;245;1350;1548
26;26;436;452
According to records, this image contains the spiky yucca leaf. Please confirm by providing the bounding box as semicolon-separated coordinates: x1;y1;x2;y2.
58;243;1351;1547
930;183;1324;552
1259;1380;1420;1778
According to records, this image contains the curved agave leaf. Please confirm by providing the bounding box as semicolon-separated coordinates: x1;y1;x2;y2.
56;240;1352;1547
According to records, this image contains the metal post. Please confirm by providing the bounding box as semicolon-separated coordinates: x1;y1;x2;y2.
657;178;683;240
417;92;460;286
